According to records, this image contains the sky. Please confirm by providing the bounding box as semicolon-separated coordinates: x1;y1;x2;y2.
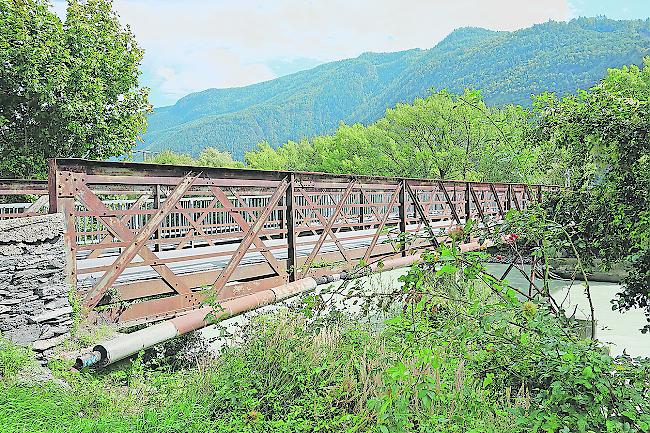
52;0;650;107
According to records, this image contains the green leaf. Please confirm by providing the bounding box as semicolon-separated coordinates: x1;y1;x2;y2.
436;264;458;276
482;373;494;388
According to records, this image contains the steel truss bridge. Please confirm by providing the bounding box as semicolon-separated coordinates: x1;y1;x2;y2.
0;159;557;327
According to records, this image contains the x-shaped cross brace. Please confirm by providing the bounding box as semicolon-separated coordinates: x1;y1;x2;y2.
363;185;402;262
210;186;284;277
79;172;200;308
87;193;151;259
299;180;355;277
211;178;289;291
296;184;353;263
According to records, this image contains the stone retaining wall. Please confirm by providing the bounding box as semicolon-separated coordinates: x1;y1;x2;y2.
0;214;72;359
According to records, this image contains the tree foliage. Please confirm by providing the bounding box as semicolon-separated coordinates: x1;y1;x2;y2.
246;90;565;184
537;58;650;330
149;147;243;169
0;0;149;178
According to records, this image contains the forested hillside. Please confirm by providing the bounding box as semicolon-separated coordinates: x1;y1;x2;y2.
142;17;650;159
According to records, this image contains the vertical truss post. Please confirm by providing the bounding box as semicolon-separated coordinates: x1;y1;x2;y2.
537;185;542;203
359;189;364;228
286;173;297;282
279;189;286;239
58;197;77;287
153;184;162;252
49;160;78;288
398;179;407;257
59;197;78;289
506;185;512;211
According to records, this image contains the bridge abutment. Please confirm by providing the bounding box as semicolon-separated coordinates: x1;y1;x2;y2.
0;214;73;360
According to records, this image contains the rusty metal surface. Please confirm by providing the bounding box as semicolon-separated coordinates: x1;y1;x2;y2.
42;158;556;325
0;179;49;218
82;172;201;308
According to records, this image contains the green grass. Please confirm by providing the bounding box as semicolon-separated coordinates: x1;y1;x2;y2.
0;334;33;378
0;316;522;433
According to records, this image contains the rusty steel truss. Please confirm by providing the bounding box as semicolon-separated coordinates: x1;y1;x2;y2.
0;179;49;218
0;158;555;326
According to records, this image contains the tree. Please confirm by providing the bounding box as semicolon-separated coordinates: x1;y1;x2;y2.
196;147;244;169
149;149;195;166
536;59;650;331
245;89;562;184
0;0;149;179
150;147;243;169
244;141;293;171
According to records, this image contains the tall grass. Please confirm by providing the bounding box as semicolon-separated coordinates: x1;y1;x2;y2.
0;311;523;433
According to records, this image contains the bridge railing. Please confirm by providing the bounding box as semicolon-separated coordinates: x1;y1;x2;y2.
0;179;49;219
46;158;556;326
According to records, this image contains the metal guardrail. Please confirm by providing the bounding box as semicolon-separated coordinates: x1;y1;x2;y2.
0;179;49;218
0;161;558;326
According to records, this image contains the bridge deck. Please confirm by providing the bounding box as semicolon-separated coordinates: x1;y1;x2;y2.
76;221;457;289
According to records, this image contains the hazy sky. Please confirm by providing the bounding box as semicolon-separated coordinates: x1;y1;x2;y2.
52;0;650;107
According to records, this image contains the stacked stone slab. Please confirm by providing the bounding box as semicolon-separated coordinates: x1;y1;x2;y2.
0;214;72;360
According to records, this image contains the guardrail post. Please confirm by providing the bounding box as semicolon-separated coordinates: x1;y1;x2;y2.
286;173;297;281
398;179;407;257
359;189;364;228
153;184;162;252
279;195;286;239
47;159;58;215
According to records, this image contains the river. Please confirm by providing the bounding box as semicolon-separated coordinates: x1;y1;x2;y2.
200;263;649;358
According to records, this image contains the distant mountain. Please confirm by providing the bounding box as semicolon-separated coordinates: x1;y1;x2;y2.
142;17;650;159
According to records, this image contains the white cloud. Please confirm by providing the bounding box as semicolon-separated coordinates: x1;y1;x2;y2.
155;66;176;82
52;0;572;105
152;48;276;101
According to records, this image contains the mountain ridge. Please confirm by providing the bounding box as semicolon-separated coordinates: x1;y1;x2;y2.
142;17;650;159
